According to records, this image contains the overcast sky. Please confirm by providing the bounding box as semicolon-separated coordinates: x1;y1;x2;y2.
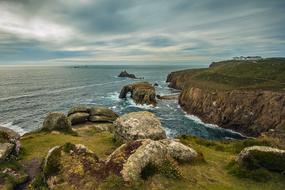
0;0;284;65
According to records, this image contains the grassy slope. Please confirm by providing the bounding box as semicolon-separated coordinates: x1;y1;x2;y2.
17;129;285;190
171;58;285;91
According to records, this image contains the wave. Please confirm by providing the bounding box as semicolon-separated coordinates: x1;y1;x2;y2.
0;80;127;102
0;122;26;136
127;98;159;110
184;113;246;137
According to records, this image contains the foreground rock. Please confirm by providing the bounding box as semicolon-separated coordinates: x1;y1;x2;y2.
118;70;138;79
0;126;21;162
119;82;157;106
106;139;198;181
42;143;99;190
42;112;73;133
114;111;166;142
236;146;285;172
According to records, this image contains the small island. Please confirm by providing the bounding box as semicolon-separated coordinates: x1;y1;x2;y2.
118;70;140;79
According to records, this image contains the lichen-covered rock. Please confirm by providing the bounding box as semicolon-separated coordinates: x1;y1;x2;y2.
160;139;198;162
0;126;21;155
236;146;285;172
89;106;118;122
42;112;72;133
67;105;90;116
68;112;90;125
106;139;198;181
43;143;100;190
119;82;157;106
114;111;166;142
0;143;14;163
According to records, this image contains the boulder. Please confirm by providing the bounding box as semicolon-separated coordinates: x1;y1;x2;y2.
119;82;157;106
118;70;138;79
89;106;119;122
68;112;89;125
236;146;285;172
0;126;21;155
42;112;72;133
106;139;198;181
114;111;166;142
0;143;14;163
42;143;99;190
67;105;90;116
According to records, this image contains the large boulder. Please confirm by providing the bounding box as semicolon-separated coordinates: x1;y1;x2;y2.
42;143;100;190
89;106;119;122
0;143;14;163
68;112;90;125
42;112;72;133
119;82;157;106
106;139;198;181
67;105;90;116
114;111;166;142
0;126;21;156
236;146;285;172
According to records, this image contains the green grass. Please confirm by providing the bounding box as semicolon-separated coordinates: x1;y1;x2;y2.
7;128;285;190
169;58;285;91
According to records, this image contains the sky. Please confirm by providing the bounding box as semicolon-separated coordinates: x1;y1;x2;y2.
0;0;285;65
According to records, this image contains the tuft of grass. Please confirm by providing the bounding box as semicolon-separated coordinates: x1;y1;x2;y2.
226;160;272;182
99;174;125;190
29;173;49;190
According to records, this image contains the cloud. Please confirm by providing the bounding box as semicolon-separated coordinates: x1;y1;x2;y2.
0;0;284;64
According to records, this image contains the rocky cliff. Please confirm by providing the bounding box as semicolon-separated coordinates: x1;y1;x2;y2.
178;87;285;136
167;58;285;137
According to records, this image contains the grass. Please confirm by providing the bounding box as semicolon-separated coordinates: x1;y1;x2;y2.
20;129;117;161
168;58;285;91
5;128;284;190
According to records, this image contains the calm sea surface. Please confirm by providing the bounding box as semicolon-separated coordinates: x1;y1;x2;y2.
0;65;244;139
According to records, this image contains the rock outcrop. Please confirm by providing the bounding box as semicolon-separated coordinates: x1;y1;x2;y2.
156;94;178;100
114;111;166;142
67;106;119;125
89;106;119;122
0;126;21;162
178;87;285;136
106;139;198;181
236;146;285;172
118;70;138;79
42;112;73;133
119;82;157;106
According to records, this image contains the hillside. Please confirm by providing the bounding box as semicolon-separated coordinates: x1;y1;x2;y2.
167;58;285;91
166;58;285;137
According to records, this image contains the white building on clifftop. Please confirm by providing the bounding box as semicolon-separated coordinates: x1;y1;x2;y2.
233;56;262;61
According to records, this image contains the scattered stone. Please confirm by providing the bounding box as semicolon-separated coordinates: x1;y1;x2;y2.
236;146;285;172
42;112;72;133
89;106;119;122
119;82;157;106
68;112;90;125
114;111;166;142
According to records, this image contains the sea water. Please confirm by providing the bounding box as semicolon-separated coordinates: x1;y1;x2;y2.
0;65;245;139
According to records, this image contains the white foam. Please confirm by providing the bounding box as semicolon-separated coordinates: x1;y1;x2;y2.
184;113;246;137
105;92;121;102
0;80;127;102
0;122;26;136
127;98;159;110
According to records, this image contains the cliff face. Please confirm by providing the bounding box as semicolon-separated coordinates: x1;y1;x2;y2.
178;87;285;137
167;59;285;137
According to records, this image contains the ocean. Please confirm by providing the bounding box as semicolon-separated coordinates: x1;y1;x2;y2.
0;65;245;139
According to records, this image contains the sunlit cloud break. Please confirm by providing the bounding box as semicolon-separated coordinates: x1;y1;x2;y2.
0;0;284;64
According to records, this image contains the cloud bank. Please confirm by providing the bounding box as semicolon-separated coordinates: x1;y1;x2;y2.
0;0;284;65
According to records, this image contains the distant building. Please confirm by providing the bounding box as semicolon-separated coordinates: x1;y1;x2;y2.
233;56;262;61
